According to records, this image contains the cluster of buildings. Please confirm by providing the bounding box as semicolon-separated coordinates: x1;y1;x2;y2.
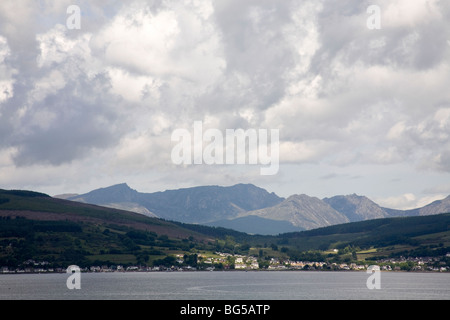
1;259;59;274
264;258;366;271
197;253;373;271
1;253;448;274
184;252;261;270
196;252;449;272
376;255;449;272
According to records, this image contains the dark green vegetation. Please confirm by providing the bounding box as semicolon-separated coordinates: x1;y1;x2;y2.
177;213;450;266
0;189;216;268
0;189;449;270
275;213;450;262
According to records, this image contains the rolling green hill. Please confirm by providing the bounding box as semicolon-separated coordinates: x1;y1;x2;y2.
0;189;210;238
0;189;227;268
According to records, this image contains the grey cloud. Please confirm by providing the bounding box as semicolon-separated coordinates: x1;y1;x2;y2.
312;0;450;73
0;2;133;167
211;0;297;111
433;150;450;172
6;73;126;166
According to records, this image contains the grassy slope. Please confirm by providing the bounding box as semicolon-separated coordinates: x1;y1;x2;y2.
0;190;222;267
0;189;211;240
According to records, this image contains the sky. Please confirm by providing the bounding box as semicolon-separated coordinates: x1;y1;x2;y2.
1;0;450;210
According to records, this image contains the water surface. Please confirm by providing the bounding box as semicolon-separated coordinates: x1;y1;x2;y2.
0;271;448;300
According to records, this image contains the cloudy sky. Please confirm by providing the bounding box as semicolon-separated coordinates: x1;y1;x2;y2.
1;0;450;209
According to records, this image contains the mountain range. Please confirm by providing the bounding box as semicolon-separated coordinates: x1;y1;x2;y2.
58;183;450;235
62;183;283;223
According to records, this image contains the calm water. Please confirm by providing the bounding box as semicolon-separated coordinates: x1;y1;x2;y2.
0;271;449;300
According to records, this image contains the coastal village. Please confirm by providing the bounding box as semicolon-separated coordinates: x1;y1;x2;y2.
1;252;449;274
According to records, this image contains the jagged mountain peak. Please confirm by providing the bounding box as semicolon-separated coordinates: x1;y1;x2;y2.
323;194;389;222
242;194;349;231
102;183;134;191
68;183;138;204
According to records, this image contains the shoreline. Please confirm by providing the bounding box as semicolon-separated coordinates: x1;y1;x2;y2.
1;269;447;275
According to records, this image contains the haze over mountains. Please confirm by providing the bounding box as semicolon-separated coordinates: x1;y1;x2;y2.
59;183;450;235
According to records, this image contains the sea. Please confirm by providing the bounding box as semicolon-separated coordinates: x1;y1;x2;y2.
0;271;449;300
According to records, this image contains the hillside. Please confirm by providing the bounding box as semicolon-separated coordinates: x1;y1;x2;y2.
206;215;304;235
1;188;449;271
0;189;235;268
276;212;450;262
0;189;202;239
175;211;450;265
